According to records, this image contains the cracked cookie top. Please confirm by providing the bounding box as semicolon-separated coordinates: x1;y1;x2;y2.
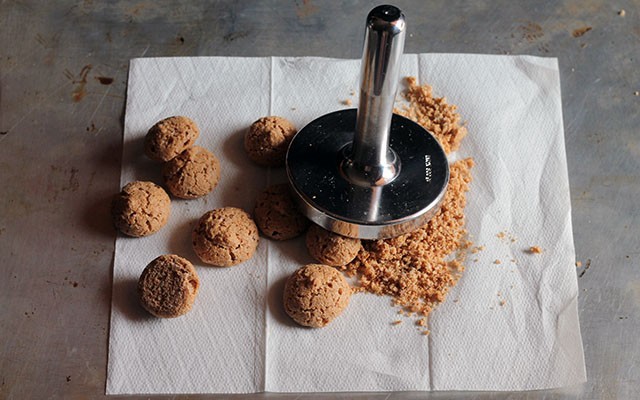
305;224;361;267
145;116;200;162
111;180;171;237
244;116;297;167
254;183;309;241
283;264;352;328
163;146;221;199
192;207;259;267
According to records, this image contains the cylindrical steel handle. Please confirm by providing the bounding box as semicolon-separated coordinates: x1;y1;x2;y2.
345;5;405;187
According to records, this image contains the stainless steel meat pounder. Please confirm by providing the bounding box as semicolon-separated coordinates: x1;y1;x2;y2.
286;5;449;239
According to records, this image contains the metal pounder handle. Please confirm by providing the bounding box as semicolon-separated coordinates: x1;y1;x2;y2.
342;4;406;187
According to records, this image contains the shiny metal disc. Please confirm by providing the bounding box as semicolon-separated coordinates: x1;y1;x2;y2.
286;109;449;239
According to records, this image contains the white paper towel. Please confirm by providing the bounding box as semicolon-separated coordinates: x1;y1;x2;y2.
107;55;586;394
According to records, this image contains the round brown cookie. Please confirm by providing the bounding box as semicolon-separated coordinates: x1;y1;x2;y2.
138;254;200;318
192;207;259;267
145;116;200;162
244;116;297;167
305;224;361;266
162;146;221;199
254;183;309;240
283;264;352;328
111;181;171;237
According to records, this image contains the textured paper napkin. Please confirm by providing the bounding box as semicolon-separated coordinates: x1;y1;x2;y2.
107;55;586;394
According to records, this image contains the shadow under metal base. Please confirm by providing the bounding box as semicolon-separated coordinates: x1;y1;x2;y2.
286;109;449;239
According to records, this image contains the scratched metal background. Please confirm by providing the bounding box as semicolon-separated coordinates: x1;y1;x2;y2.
0;0;638;399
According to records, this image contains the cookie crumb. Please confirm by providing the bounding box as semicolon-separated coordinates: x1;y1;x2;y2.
576;261;582;267
392;320;402;325
499;299;506;306
618;9;626;17
528;246;543;254
572;26;592;38
416;318;428;327
421;330;430;336
497;230;517;243
494;259;502;264
341;99;353;106
634;91;639;96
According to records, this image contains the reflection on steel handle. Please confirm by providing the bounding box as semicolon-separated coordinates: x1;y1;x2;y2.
345;5;406;187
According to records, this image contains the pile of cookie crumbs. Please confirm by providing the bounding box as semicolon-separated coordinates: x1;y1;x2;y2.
344;77;474;320
344;158;474;317
395;77;468;154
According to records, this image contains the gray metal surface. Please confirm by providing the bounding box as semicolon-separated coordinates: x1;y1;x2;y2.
0;1;637;399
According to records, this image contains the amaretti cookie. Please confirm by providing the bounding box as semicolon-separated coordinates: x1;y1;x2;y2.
254;183;309;240
162;146;221;199
244;116;297;167
283;264;352;328
138;254;200;318
145;116;200;162
192;207;259;267
306;224;361;266
111;181;171;237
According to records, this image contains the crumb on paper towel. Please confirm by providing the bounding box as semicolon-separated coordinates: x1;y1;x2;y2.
392;320;402;325
528;246;543;254
341;98;353;106
494;259;502;265
496;230;518;243
395;77;468;154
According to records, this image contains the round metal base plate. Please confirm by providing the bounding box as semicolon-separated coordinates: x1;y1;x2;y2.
286;109;449;239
